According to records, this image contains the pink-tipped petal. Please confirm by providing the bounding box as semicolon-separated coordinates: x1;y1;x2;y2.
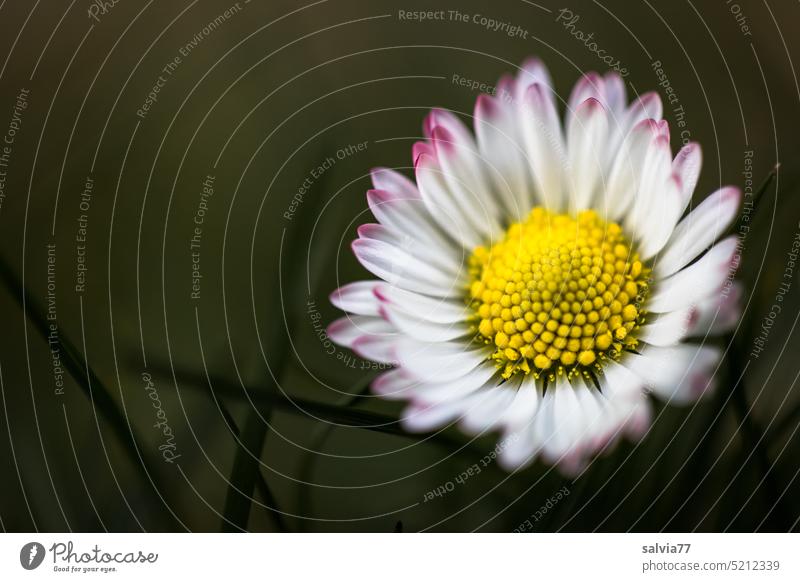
330;281;380;316
517;56;554;96
521;83;567;210
638;307;698;347
372;368;418;400
657;186;742;277
394;337;485;383
374;284;468;324
648;236;739;313
627;91;663;123
568;72;605;113
366;188;457;255
566;97;609;212
624;343;722;405
692;282;742;337
402;400;463;433
378;302;468;343
671;142;702;205
351;237;463;297
351;333;398;364
415;153;484;249
603;71;627;114
474;92;532;219
327;315;395;348
370;167;420;199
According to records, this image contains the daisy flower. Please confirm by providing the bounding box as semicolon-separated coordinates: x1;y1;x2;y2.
328;58;741;474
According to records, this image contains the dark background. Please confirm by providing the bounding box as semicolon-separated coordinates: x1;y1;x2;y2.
0;0;798;532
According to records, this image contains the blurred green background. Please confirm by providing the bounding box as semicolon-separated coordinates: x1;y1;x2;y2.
0;0;798;532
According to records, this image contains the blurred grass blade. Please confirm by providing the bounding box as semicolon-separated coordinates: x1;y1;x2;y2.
732;163;778;236
0;256;181;527
726;339;789;530
296;377;372;529
219;156;334;532
151;363;405;435
215;397;288;532
147;360;481;450
221;411;276;531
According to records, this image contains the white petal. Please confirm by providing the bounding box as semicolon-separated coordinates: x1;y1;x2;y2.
541;375;584;462
571;377;608;453
474;94;532;221
373;364;495;404
357;223;460;276
429;126;503;239
593;369;647;450
603;118;661;219
622;394;653;440
626;91;663;123
367;188;458;255
691;282;742;337
647;236;739;313
556;450;589;477
671;143;702;209
351;333;399;364
566;98;609;212
603;72;627;116
623;343;723;404
371;368;419;400
423;108;472;142
329;281;379;316
370;167;419;198
394;338;485;383
625;135;673;247
374;284;468;324
460;385;517;434
604;91;662;161
402;364;498;405
656;186;741;277
494;73;518;106
415;153;483;249
501;375;541;429
352;237;463;297
533;389;556;457
401;399;463;432
327;315;395;347
378;301;469;342
497;423;539;470
521;83;567;211
636;174;685;260
601;360;644;402
638;307;698;347
426;110;490;182
516;56;554;98
589;397;627;454
567;72;605;113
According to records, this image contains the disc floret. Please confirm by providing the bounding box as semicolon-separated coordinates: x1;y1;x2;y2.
468;208;650;380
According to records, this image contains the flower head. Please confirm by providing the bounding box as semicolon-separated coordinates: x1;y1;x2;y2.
329;58;741;474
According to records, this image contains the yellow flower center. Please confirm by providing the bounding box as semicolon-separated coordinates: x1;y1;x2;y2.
468;207;650;381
